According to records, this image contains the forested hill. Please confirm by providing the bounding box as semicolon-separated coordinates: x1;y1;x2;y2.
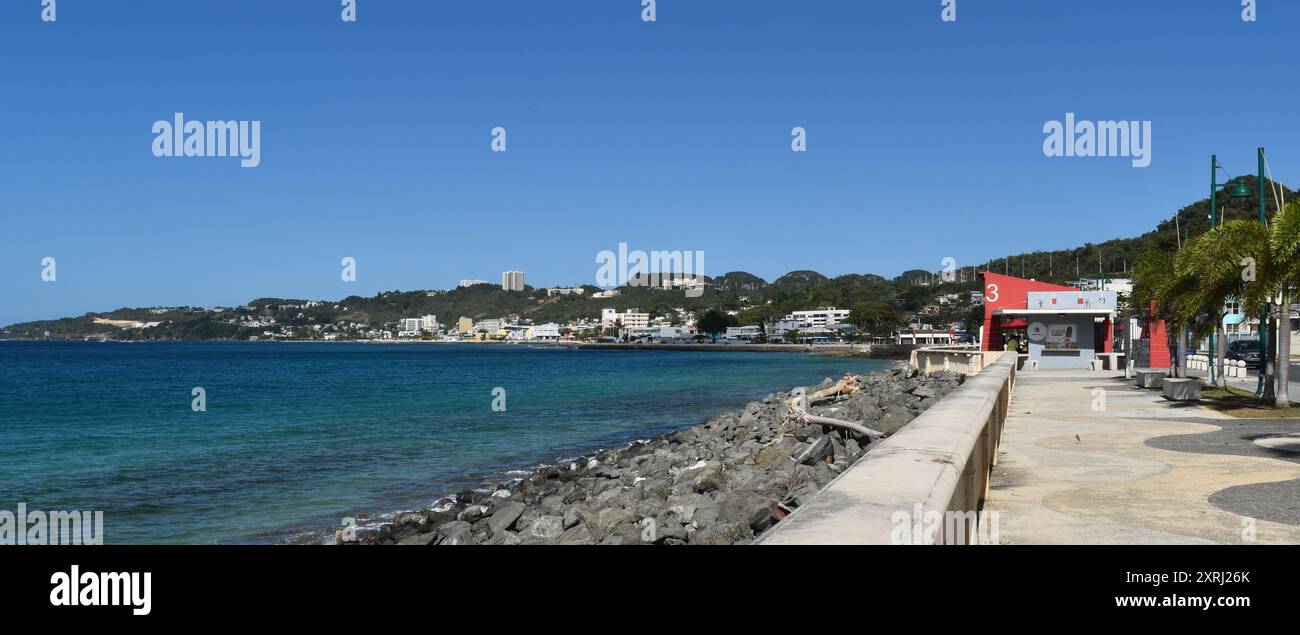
979;176;1295;284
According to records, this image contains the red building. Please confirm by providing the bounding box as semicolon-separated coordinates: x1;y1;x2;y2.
979;272;1079;352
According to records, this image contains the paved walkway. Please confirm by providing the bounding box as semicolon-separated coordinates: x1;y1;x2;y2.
985;369;1300;544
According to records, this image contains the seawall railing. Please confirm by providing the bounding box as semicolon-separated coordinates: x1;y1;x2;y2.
756;353;1016;545
909;345;1005;376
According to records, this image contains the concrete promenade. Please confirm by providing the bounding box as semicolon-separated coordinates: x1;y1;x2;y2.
987;369;1300;544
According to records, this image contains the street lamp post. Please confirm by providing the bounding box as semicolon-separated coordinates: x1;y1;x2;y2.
1256;148;1273;401
1207;154;1254;387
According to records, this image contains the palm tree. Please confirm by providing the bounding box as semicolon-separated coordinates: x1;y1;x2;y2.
1243;200;1300;407
1135;203;1300;407
1168;220;1268;387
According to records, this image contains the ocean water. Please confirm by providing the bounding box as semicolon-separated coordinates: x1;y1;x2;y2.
0;341;892;544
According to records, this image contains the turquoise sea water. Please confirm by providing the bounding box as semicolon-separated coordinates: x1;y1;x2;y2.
0;341;891;544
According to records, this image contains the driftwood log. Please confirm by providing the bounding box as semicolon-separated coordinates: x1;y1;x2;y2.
783;386;883;440
806;373;861;404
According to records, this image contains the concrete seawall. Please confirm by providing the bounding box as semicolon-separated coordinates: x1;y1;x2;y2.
757;353;1015;544
534;341;915;357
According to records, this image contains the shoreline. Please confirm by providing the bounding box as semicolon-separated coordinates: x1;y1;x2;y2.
339;362;964;545
4;338;915;359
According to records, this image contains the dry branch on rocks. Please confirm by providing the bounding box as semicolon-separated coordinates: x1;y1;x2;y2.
783;387;882;439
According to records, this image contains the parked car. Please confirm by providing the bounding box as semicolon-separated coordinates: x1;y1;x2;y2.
1226;340;1261;368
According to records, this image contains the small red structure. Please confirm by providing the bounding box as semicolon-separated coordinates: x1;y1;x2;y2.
1138;300;1171;368
979;273;1077;352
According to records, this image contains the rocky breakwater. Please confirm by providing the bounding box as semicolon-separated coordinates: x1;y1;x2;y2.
343;365;965;546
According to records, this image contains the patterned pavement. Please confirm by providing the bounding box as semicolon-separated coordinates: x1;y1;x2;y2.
984;369;1300;544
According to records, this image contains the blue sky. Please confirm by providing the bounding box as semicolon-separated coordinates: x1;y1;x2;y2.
2;0;1297;325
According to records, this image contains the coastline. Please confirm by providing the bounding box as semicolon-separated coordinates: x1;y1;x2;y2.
340;363;964;545
6;337;915;359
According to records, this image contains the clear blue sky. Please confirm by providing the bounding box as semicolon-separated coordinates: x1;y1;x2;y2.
3;0;1297;325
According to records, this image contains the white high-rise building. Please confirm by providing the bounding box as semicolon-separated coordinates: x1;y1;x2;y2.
502;270;525;291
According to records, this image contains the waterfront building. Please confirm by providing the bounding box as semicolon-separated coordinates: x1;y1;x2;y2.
785;307;850;328
765;319;802;341
894;329;955;346
626;326;694;343
723;325;762;341
527;323;561;341
601;308;649;328
398;318;423;336
456;316;473;333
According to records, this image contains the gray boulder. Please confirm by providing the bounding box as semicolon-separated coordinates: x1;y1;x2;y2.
689;520;753;545
438;521;477;545
526;515;565;540
796;436;833;465
672;460;724;493
397;531;437;546
487;502;526;534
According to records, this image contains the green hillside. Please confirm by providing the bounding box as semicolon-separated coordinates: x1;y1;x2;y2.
4;176;1292;341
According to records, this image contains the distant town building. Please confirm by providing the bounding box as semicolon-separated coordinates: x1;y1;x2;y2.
398;317;423;337
894;329;956;346
785;307;850;328
657;274;705;291
601;308;649;328
1064;277;1132;295
92;317;162;329
765;319;801;341
459;279;490;288
546;287;585;297
420;315;439;332
626;326;694;343
592;289;621;299
527;323;562;341
723;325;762;341
800;325;837;343
456;316;474;333
502;270;525;291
